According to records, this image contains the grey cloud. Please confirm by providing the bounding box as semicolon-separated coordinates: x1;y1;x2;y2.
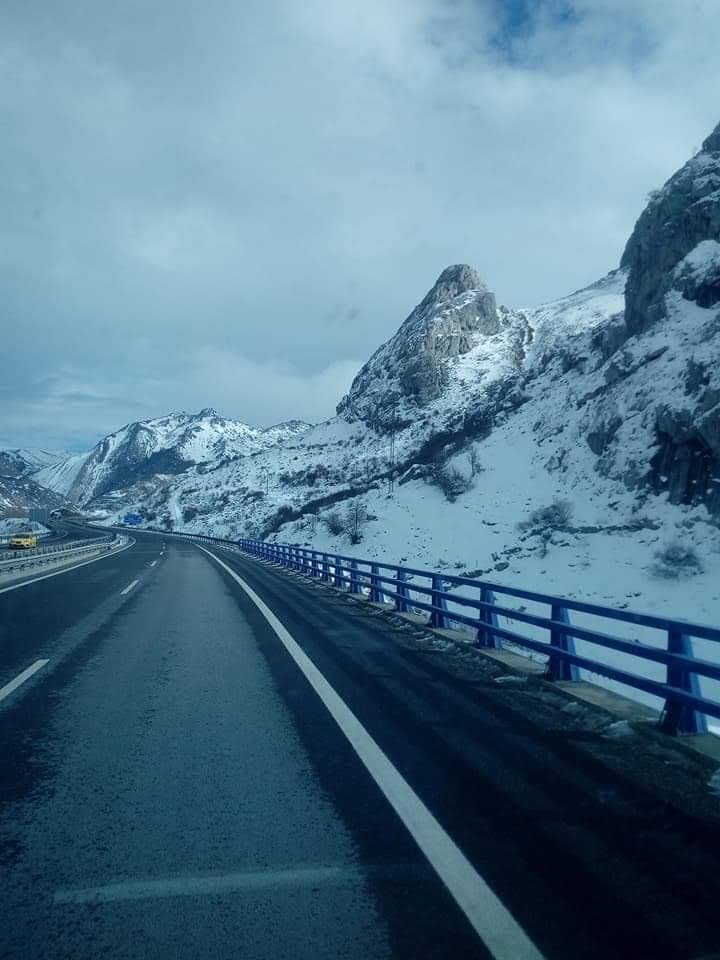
1;0;719;449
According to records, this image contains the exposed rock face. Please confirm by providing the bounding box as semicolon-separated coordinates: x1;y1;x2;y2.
337;264;506;426
612;121;720;512
650;397;720;514
621;121;720;336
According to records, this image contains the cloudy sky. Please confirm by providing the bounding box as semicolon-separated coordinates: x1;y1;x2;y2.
2;0;718;451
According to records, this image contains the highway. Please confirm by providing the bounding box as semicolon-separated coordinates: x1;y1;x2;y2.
1;531;719;959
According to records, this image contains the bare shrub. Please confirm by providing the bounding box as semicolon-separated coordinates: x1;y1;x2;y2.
274;505;296;527
518;498;574;532
651;541;703;579
324;509;345;536
432;465;473;502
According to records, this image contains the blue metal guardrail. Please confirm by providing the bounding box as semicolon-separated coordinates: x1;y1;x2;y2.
147;528;720;737
236;538;720;737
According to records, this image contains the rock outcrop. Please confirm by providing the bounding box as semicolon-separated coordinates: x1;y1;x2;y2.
337;265;508;427
621;121;720;336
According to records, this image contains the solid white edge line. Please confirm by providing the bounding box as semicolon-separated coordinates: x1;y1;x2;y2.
198;545;545;960
0;659;50;703
120;579;139;596
0;540;133;596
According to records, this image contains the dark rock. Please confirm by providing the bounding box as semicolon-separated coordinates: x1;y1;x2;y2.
337;264;509;423
648;401;720;513
586;415;622;456
621;120;720;335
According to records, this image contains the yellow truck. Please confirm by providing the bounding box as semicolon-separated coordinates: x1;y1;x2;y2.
9;534;38;550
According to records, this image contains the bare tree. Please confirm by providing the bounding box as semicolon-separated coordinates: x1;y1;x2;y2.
345;501;368;544
468;446;482;477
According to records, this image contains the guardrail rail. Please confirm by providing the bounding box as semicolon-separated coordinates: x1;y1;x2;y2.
0;534;120;578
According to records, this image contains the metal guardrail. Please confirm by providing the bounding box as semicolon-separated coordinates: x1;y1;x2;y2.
0;535;118;576
136;528;720;736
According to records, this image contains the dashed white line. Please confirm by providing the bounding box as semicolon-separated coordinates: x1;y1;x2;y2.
150;560;157;568
120;579;139;596
0;659;50;704
198;546;545;960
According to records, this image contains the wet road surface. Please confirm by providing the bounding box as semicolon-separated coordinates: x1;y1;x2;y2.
2;533;720;959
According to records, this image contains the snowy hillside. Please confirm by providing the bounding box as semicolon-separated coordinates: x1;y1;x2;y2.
0;473;69;513
0;448;68;478
34;451;92;497
0;447;71;513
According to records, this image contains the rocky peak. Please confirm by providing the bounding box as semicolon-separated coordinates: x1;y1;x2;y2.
621;118;720;336
415;264;485;312
337;264;512;425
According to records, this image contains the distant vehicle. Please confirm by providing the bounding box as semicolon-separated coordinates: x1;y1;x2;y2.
9;534;38;550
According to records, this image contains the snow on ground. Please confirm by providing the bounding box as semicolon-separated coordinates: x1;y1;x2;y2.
34;451;91;495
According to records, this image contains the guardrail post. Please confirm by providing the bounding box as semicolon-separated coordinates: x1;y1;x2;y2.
311;550;320;577
476;587;501;648
428;575;449;629
334;556;344;588
322;554;331;582
369;564;385;603
350;560;362;594
546;604;580;681
395;569;410;612
659;631;709;735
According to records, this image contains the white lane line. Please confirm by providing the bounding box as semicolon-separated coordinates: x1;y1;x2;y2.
150;560;157;568
0;540;133;596
0;659;50;703
198;546;544;960
120;579;139;596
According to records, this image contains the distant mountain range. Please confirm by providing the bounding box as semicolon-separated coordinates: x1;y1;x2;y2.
29;411;312;508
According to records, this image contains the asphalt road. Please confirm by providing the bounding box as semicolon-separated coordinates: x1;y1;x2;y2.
1;533;719;959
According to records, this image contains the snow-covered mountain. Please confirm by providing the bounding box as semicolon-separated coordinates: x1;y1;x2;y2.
28;120;720;631
0;448;68;478
0;448;71;513
38;410;313;507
